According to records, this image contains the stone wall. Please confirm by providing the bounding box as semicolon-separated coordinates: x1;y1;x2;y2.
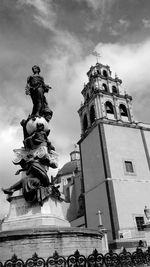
0;227;106;262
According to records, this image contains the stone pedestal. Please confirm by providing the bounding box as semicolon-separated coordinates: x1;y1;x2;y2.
98;225;109;252
0;194;108;262
0;227;106;262
2;194;70;231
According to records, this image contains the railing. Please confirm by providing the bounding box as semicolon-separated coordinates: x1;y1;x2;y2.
2;247;150;267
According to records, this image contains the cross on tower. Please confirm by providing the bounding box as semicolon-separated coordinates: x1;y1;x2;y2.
92;51;101;63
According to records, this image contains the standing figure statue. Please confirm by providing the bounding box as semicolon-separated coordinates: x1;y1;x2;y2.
2;66;60;204
25;65;53;122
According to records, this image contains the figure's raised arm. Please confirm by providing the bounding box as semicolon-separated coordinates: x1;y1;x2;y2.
44;84;52;93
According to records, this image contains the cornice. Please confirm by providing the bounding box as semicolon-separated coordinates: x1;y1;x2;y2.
78;119;150;144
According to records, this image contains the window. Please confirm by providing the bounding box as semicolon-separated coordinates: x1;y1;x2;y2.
119;104;128;117
97;69;100;75
119;104;129;122
105;101;114;114
87;93;89;100
103;70;108;78
102;83;108;92
78;194;85;217
124;160;136;175
65;187;70;203
91;86;95;92
105;101;116;120
135;216;144;231
90;105;96;124
125;161;134;173
112;85;118;94
83;114;88;132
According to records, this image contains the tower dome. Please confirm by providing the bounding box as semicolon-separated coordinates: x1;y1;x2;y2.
57;145;81;178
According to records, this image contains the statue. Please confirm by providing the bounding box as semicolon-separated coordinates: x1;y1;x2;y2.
2;66;60;204
25;65;53;122
2;156;60;203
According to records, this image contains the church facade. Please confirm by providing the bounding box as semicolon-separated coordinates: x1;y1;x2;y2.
78;61;150;248
57;61;150;249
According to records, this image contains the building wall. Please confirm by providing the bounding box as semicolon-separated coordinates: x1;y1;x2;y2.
73;174;83;213
66;174;82;222
104;124;150;181
58;172;83;223
80;126;113;240
80;122;150;241
110;179;150;237
104;124;150;236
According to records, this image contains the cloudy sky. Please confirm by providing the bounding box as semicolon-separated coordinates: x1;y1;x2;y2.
1;0;150;217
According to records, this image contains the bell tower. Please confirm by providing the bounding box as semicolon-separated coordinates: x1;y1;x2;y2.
78;62;134;135
78;60;150;248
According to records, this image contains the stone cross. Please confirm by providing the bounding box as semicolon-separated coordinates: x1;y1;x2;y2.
92;51;101;63
96;210;103;226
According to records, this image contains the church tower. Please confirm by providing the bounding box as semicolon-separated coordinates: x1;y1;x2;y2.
78;61;150;249
78;62;134;134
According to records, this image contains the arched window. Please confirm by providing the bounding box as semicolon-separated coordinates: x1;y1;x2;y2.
103;70;108;78
105;101;116;120
91;86;95;92
86;93;89;100
102;83;108;92
97;69;101;75
90;105;96;124
119;104;128;117
105;101;114;114
112;85;118;94
83;114;88;132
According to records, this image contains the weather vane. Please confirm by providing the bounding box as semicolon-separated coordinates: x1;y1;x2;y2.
92;50;101;63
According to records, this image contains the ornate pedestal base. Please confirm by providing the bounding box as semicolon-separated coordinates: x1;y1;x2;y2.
0;227;106;262
0;194;108;262
2;194;70;231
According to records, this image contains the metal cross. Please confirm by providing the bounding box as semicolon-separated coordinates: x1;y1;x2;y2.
92;51;101;63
